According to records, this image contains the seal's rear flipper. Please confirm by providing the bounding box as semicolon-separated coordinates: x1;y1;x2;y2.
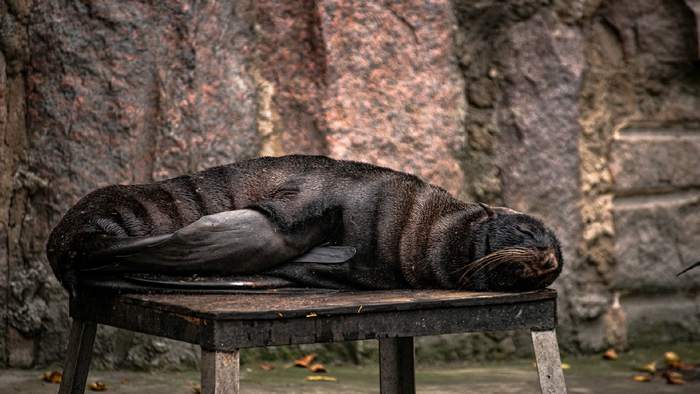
677;261;700;276
80;209;346;275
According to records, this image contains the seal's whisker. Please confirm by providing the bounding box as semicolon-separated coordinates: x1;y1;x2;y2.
457;247;541;285
459;256;503;283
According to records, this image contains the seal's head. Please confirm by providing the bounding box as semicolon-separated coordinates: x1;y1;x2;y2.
458;204;563;292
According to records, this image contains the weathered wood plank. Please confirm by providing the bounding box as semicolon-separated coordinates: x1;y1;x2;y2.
58;319;97;394
72;290;556;350
201;349;240;394
118;288;557;320
532;329;567;394
200;298;555;350
379;337;415;394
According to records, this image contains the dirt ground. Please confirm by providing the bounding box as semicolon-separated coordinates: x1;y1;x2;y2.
2;342;700;393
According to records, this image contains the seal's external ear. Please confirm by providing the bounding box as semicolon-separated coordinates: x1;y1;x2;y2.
478;202;496;219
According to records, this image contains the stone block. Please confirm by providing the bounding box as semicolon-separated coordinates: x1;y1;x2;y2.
613;191;700;291
603;0;698;62
496;11;584;288
623;293;700;345
611;129;700;192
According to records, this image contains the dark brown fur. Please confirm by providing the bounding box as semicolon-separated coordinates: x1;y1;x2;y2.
47;155;563;292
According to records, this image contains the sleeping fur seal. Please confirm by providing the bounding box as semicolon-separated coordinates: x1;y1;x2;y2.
47;155;563;296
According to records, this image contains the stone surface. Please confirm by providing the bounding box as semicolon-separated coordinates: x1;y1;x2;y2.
623;294;700;346
613;191;700;291
577;0;700;352
321;0;467;196
8;343;700;394
603;0;698;62
7;0;264;368
0;25;8;369
495;10;584;300
250;1;329;156
611;129;700;193
1;0;31;368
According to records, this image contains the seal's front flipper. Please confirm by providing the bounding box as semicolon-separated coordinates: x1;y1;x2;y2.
292;245;356;263
80;209;325;275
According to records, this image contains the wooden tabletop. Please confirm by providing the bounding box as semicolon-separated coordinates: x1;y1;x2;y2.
73;285;558;349
116;288;557;320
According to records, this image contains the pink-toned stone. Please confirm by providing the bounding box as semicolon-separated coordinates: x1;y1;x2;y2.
319;0;466;196
251;0;329;155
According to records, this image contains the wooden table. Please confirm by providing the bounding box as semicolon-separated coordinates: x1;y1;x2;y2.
59;282;566;393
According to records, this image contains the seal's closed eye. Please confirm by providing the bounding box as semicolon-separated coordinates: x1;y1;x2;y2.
515;225;535;239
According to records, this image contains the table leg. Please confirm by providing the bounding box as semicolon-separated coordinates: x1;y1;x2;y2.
532;329;567;394
201;349;240;394
379;337;416;394
58;319;97;394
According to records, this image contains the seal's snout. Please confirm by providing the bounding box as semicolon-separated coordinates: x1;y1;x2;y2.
534;248;559;274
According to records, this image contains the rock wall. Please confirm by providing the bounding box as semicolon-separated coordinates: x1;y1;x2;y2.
1;0;699;368
578;0;700;350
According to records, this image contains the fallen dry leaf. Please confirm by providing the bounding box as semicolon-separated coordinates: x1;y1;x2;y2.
305;375;337;382
191;383;202;394
306;312;318;318
561;363;570;370
309;363;327;373
664;371;685;385
42;371;63;384
637;362;656;374
664;351;682;369
664;351;680;363
88;381;108;391
603;348;618;360
259;363;275;371
632;374;652;382
294;353;317;368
